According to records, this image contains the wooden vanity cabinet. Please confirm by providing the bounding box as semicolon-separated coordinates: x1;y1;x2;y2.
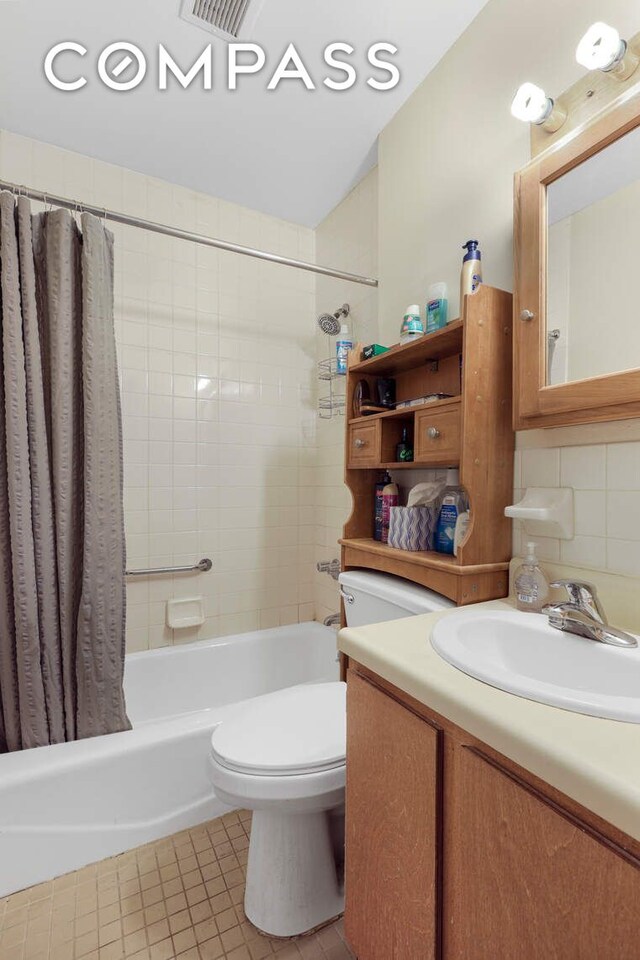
444;745;640;960
345;664;640;960
345;671;441;960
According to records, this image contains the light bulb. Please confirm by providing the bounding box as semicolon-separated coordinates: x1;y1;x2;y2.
576;22;624;71
511;83;552;125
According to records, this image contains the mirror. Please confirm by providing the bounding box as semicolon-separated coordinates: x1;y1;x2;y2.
546;123;640;386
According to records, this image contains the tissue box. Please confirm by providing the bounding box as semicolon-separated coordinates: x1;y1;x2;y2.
388;505;439;552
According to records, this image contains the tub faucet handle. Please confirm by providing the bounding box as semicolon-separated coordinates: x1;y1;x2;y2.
317;559;341;581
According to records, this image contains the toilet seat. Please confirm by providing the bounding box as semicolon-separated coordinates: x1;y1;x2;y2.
211;682;346;778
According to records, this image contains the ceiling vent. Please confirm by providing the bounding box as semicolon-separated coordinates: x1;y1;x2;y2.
179;0;265;42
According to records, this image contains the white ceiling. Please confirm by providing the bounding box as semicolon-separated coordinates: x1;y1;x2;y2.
0;0;488;227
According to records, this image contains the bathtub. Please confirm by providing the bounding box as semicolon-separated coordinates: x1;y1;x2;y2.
0;621;339;897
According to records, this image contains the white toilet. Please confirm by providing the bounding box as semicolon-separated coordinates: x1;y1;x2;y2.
208;571;454;938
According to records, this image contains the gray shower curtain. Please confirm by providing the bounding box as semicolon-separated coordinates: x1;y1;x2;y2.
0;191;130;752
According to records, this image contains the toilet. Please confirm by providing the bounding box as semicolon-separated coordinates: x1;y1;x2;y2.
208;571;454;938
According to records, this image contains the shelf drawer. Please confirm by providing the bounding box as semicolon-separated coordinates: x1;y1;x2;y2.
415;406;461;465
348;421;380;468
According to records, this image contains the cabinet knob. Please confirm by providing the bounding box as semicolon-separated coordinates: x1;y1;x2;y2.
520;309;535;322
427;427;441;440
354;438;367;448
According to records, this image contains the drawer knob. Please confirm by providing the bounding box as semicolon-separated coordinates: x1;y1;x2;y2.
427;427;441;440
354;438;367;448
520;309;535;322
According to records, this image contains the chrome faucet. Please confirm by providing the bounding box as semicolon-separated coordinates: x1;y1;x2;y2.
543;580;638;649
323;613;341;627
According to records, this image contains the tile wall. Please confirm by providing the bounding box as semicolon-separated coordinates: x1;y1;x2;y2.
313;170;379;623
513;436;640;576
0;130;318;652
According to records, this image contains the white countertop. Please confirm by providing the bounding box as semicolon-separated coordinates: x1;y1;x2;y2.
338;600;640;843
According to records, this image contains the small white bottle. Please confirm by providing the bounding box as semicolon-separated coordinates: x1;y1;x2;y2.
400;305;425;345
514;542;549;613
336;324;353;376
453;508;470;557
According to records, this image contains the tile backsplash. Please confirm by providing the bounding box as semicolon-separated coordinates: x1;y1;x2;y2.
514;439;640;576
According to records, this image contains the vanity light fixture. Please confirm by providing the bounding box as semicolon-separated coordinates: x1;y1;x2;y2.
576;22;639;80
510;82;567;133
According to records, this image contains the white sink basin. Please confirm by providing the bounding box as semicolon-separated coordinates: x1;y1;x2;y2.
431;610;640;723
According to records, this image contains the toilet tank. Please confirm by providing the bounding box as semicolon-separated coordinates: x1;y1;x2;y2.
338;570;454;628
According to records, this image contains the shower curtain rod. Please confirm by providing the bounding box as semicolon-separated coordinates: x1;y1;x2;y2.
0;179;379;288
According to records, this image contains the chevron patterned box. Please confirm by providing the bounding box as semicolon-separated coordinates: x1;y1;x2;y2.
388;505;439;552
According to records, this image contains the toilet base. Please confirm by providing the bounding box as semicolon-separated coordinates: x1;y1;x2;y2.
244;808;345;938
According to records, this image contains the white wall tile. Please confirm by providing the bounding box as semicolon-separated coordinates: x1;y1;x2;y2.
574;490;606;538
607;442;640;491
606;540;640;577
560;536;606;570
0;131;320;651
521;448;560;488
607;491;640;541
561;445;606;490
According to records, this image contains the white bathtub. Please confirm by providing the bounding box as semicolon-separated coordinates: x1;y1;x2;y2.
0;621;339;897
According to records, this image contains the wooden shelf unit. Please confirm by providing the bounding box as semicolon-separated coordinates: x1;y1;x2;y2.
350;320;464;376
342;284;514;606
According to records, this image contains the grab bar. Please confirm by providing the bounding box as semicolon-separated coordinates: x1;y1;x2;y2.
125;558;213;578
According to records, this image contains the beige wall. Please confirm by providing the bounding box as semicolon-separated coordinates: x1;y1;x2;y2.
0;130;318;652
378;0;640;332
377;0;640;583
314;170;379;623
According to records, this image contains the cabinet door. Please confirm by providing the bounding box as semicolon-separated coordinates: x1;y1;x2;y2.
445;745;640;960
345;672;440;960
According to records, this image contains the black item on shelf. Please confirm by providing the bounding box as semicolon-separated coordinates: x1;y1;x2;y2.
396;427;414;463
352;379;371;418
376;378;396;409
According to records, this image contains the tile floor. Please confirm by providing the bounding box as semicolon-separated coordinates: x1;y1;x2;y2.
0;811;353;960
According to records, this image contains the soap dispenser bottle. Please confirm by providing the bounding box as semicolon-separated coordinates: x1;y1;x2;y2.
514;542;549;613
460;240;483;307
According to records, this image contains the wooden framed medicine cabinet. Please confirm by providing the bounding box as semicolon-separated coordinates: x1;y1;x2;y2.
514;82;640;429
340;284;514;606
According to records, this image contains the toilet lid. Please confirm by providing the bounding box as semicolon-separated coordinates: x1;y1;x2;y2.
211;682;346;777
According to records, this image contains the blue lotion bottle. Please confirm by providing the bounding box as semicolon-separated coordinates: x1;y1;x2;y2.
336;324;353;376
435;468;466;555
